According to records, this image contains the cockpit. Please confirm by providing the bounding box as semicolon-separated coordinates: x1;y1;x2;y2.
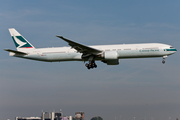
165;46;177;52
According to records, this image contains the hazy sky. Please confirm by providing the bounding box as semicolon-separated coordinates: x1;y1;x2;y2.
0;1;180;120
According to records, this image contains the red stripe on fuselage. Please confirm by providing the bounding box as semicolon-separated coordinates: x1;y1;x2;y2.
21;47;33;48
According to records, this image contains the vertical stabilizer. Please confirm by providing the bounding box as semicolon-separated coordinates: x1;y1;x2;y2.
9;28;35;50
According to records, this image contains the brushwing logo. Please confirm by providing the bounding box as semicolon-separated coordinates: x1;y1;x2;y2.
13;35;27;48
12;35;33;48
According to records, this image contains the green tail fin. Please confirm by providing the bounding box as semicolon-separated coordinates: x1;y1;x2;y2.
9;28;35;50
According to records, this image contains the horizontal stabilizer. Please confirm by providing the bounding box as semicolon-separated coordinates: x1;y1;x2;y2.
4;49;27;55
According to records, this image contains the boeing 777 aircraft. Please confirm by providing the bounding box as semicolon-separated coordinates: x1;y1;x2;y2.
5;28;177;69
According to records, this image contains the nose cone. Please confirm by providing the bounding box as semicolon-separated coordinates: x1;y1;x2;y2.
173;48;177;52
171;48;177;54
165;46;177;55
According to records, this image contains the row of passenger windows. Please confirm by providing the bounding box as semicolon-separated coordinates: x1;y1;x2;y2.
104;49;131;51
104;48;160;51
42;47;163;54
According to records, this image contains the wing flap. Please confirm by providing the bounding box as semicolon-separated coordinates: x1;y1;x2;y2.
56;36;102;55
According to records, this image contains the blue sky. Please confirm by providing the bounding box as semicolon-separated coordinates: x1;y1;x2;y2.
0;1;180;120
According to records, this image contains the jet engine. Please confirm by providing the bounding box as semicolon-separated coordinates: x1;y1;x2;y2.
101;51;119;65
102;59;119;65
103;51;118;60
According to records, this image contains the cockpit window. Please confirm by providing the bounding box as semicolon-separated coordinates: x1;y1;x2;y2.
170;46;174;48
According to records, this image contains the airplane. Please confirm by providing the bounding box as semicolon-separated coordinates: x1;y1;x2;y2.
4;28;177;69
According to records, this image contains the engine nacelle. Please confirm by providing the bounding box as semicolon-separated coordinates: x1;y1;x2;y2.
101;51;119;65
102;59;119;65
103;51;118;60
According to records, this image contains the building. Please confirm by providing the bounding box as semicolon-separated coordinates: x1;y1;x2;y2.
15;117;41;120
15;111;72;120
75;112;84;120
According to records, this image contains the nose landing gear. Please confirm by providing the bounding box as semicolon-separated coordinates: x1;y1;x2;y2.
162;59;165;64
162;55;167;64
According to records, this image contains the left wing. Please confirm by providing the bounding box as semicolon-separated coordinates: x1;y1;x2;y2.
56;36;102;55
4;49;27;55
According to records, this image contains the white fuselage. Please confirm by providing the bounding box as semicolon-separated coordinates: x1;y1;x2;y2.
11;43;177;62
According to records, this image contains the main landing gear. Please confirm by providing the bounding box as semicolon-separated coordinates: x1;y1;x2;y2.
85;56;97;69
162;55;167;64
85;60;97;69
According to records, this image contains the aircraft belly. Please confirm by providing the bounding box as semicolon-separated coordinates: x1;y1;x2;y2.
18;53;82;62
45;53;81;61
18;54;48;61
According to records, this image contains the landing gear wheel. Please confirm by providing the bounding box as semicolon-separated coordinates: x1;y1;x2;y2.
85;63;89;67
85;60;97;69
85;63;90;69
162;60;165;64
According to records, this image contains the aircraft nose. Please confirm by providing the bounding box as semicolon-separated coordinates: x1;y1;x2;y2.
165;46;177;54
172;48;177;53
